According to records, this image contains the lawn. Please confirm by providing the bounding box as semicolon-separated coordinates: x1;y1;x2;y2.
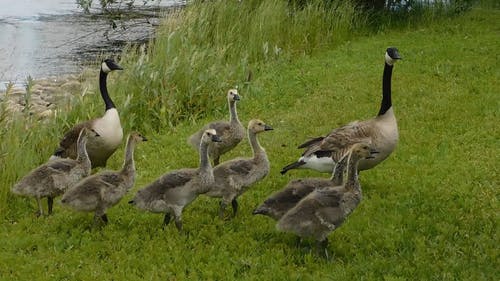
0;4;498;281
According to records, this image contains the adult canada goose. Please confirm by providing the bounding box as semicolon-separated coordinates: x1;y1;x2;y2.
188;89;245;166
280;47;401;175
51;58;123;168
277;143;377;258
11;128;97;216
61;132;146;225
205;119;273;219
252;152;350;221
129;129;221;231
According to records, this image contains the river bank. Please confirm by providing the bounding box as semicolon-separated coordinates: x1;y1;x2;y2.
0;0;184;91
0;73;90;120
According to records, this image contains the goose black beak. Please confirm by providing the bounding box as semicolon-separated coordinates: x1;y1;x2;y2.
392;50;402;60
264;125;273;131
233;94;241;101
108;60;123;71
212;135;222;142
142;136;148;142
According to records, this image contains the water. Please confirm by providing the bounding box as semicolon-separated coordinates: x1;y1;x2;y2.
0;0;184;90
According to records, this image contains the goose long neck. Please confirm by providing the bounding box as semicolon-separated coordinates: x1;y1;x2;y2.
199;141;214;185
229;100;239;124
249;131;265;160
76;138;91;169
330;154;348;185
345;155;362;192
121;138;136;177
378;62;394;116
100;70;116;111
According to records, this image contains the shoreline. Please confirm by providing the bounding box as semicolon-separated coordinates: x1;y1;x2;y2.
0;72;93;120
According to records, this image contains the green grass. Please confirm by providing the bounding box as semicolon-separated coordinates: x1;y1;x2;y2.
1;3;499;281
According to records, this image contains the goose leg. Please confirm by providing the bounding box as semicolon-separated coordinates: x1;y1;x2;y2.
100;214;108;224
295;237;303;248
316;238;329;259
163;212;171;228
174;216;183;232
173;208;183;232
35;197;44;216
219;201;227;219
47;197;54;215
231;199;238;218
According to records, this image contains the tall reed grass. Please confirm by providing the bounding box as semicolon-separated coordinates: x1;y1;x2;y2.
115;0;361;130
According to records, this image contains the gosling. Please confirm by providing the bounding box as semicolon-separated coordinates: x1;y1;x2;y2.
61;132;147;225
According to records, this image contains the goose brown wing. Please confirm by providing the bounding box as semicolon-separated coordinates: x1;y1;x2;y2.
303;120;373;162
155;169;197;189
217;159;253;176
55;121;92;158
46;159;77;173
208;121;231;136
310;187;346;227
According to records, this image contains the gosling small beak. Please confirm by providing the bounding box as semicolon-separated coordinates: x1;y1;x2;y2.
142;136;148;142
128;200;134;204
212;135;222;142
233;94;241;101
264;124;273;131
366;149;379;159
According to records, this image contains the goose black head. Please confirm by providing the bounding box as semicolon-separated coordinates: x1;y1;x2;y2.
102;58;124;73
385;47;402;66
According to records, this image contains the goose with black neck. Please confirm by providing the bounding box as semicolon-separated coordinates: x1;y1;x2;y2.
51;58;124;168
280;47;402;175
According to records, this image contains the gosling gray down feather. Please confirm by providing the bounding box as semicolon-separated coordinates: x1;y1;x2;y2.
280;47;402;175
129;129;221;231
204;119;273;219
61;132;147;225
252;152;350;221
11;128;97;216
277;143;377;258
51;59;124;168
188;89;245;166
